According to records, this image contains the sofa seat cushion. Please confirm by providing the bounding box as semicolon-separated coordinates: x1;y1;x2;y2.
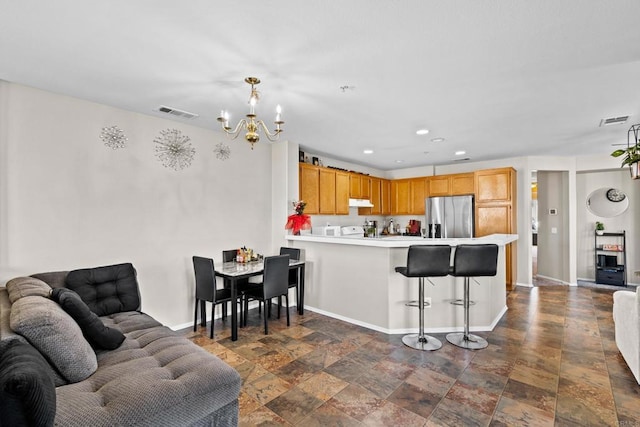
54;325;242;427
65;263;140;316
100;311;163;334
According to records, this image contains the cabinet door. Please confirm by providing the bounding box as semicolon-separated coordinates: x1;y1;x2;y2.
335;171;350;214
361;176;371;199
392;179;411;215
381;179;392;215
369;177;381;214
427;176;450;197
299;164;319;214
410;178;426;215
475;168;513;202
475;205;511;236
349;174;362;198
451;173;474;195
319;169;336;214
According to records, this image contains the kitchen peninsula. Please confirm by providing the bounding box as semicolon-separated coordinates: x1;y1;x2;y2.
285;233;518;334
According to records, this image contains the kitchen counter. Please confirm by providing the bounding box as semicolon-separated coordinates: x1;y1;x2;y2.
285;233;518;334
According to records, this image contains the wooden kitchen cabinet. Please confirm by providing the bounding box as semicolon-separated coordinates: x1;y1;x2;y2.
299;163;319;214
360;176;371;199
359;176;381;215
474;167;517;289
391;178;425;215
475;168;513;203
410;177;426;215
318;168;336;214
381;179;392;215
427;173;474;197
391;179;411;215
450;173;474;195
427;176;450;197
349;174;361;198
335;171;350;214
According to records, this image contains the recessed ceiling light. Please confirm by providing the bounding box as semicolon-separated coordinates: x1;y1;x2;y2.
455;150;466;156
363;149;374;154
431;137;445;143
416;129;430;135
395;160;404;163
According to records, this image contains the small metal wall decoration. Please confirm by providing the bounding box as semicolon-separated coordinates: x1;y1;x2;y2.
214;142;231;161
100;125;128;149
154;128;195;171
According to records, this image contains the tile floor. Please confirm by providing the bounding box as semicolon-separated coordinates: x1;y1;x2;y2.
185;284;640;426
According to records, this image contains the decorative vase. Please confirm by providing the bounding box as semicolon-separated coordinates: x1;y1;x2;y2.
596;230;604;236
630;162;640;180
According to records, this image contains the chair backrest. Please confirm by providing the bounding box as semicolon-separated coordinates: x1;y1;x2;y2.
405;245;452;277
451;244;499;277
279;247;300;261
222;249;237;263
193;256;216;302
262;255;290;300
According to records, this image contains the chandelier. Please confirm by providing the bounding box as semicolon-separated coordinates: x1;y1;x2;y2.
217;77;284;149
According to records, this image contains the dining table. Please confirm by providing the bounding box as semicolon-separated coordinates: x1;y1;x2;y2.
214;258;305;341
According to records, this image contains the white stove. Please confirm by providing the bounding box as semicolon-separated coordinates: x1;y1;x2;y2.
341;225;365;237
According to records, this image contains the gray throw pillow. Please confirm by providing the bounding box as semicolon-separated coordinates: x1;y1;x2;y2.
10;296;97;383
6;277;51;304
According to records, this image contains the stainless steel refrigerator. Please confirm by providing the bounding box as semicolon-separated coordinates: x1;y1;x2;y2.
425;195;474;238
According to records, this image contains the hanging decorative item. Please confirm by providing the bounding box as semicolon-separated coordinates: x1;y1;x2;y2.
213;142;231;161
100;125;128;149
154;128;195;171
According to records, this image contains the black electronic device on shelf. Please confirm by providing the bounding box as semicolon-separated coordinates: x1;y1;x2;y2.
594;231;626;286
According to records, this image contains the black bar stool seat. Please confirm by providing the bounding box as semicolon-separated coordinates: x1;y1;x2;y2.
395;245;451;351
446;244;498;350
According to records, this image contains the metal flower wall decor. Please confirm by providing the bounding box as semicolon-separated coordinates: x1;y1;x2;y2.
100;125;128;149
154;128;195;171
214;142;231;161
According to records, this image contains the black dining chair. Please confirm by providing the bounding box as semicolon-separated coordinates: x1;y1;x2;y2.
243;254;290;334
192;256;235;339
277;247;301;317
222;249;254;322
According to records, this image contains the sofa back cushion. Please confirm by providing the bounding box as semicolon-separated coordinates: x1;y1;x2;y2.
0;339;56;427
10;296;98;383
30;271;69;289
65;263;140;316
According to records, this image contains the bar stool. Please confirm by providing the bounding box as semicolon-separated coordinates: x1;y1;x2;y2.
395;245;452;351
446;244;499;350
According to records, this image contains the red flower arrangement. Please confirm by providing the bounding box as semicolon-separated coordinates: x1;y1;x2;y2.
285;200;311;235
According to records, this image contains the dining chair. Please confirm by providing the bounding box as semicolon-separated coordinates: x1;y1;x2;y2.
243;254;290;334
278;247;301;317
193;256;235;339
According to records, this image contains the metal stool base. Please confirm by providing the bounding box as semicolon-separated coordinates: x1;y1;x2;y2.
402;334;442;351
446;332;488;350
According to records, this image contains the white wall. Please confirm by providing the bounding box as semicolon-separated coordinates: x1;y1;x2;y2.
0;82;273;328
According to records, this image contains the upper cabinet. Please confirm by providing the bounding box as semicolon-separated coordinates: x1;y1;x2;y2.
349;173;371;199
381;179;392;215
427;173;474;197
450;173;475;195
475;168;513;203
299;163;320;214
391;178;425;215
299;164;349;215
335;171;350;214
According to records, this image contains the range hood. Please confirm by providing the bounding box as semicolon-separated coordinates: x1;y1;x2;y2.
348;198;374;208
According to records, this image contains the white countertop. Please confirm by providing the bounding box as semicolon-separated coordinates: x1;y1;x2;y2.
285;233;518;248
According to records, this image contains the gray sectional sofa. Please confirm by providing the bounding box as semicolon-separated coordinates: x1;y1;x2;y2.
0;263;241;426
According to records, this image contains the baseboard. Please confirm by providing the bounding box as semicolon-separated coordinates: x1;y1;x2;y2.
304;304;509;335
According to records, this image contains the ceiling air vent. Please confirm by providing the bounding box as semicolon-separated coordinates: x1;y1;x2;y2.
599;116;629;127
156;105;199;120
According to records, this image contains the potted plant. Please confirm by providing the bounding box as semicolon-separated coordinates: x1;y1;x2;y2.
595;221;605;235
611;124;640;179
